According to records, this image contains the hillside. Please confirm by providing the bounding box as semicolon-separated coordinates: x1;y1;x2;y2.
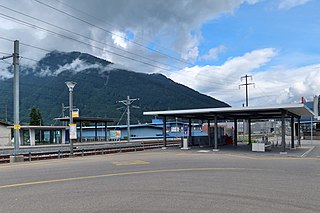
0;51;230;124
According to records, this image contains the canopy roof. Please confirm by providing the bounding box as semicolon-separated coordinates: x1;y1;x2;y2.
55;117;114;123
143;104;314;120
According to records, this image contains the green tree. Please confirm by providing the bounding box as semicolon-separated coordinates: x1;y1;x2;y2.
29;107;43;126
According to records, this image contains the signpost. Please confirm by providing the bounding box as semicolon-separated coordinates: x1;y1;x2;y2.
110;130;121;140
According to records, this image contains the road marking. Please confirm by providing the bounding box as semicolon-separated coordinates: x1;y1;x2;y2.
112;160;150;166
300;146;315;158
197;150;211;153
0;155;114;169
176;152;320;161
0;167;259;189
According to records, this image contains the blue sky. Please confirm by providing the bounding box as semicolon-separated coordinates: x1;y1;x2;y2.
198;0;320;67
0;0;319;107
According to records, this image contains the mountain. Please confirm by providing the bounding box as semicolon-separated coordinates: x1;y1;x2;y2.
0;51;230;125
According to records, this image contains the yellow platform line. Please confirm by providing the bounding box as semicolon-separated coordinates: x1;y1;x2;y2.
112;160;150;166
0;167;259;189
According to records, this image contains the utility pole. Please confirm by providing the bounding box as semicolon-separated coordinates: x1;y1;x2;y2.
117;96;139;142
5;104;8;122
1;41;20;154
239;74;255;107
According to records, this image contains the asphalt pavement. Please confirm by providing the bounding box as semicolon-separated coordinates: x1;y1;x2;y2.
0;146;319;213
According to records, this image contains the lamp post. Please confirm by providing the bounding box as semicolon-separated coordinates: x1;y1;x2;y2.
65;81;77;156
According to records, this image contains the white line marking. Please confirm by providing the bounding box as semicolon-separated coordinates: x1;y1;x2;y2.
300;146;315;158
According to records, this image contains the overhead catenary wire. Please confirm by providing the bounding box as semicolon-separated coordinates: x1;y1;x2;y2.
0;14;247;88
0;4;185;71
0;46;246;91
0;35;234;88
48;0;259;88
34;0;193;67
52;0;186;61
0;37;270;98
1;41;270;98
19;54;239;89
0;13;174;72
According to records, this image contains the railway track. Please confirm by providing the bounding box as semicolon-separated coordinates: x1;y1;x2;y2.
0;139;180;164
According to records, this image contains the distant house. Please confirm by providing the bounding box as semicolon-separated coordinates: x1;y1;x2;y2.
0;121;11;146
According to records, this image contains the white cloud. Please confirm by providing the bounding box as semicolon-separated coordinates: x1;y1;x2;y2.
0;66;13;79
0;0;260;73
278;0;310;10
1;0;316;108
172;51;320;107
111;31;128;49
37;58;112;77
201;45;226;61
169;48;319;107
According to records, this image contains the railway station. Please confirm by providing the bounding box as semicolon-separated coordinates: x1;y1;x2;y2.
144;103;314;153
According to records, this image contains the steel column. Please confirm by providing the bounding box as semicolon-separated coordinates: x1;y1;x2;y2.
95;122;97;141
291;116;294;149
233;118;237;146
281;111;286;152
188;118;192;146
80;121;82;142
208;120;211;146
214;114;218;149
105;122;108;141
298;117;301;147
248;118;252;144
163;116;167;147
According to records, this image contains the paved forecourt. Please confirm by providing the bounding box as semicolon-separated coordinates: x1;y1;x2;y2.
0;148;319;213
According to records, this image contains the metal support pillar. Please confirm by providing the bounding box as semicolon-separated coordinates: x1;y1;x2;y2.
297;117;301;147
80;121;82;142
163;116;167;147
248;118;252;144
95;122;97;141
208;120;211;146
281;111;286;153
214;114;218;150
233;118;237;146
291;116;294;149
188;118;192;146
105;122;108;141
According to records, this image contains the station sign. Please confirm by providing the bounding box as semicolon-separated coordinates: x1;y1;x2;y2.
72;109;79;118
69;123;77;139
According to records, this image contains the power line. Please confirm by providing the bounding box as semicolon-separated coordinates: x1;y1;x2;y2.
20;54;241;90
0;13;172;72
52;0;186;62
0;4;184;70
1;35;243;92
34;0;193;66
1;33;246;90
0;51;12;56
0;60;12;65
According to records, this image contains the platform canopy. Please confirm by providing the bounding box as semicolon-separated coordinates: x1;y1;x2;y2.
143;104;314;120
55;117;114;123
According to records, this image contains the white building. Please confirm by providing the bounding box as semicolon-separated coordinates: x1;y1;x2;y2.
0;121;11;146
